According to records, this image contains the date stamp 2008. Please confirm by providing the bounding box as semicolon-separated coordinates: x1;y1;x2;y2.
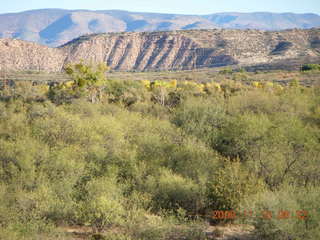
211;210;309;220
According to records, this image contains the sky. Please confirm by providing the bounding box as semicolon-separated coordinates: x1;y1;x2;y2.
0;0;319;15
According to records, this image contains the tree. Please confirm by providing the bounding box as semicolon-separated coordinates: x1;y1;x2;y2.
64;61;109;103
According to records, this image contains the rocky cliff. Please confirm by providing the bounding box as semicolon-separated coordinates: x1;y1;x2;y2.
1;29;320;72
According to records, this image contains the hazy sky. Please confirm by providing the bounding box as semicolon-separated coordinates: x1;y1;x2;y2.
1;0;319;15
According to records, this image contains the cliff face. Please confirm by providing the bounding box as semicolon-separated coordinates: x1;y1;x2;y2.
1;29;320;72
61;31;239;71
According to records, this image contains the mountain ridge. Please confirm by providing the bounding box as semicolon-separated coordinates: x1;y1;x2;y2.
1;9;320;47
1;28;319;72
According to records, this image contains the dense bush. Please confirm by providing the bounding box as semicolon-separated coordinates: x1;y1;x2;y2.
207;161;265;213
240;186;320;240
144;169;202;213
0;63;319;239
75;176;125;233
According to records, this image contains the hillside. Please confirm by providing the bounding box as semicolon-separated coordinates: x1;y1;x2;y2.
0;9;320;47
0;28;319;72
0;38;66;72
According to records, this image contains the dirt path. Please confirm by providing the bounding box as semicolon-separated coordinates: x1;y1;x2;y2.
205;224;256;240
60;224;256;240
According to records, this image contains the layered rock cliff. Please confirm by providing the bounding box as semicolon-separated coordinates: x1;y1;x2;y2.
1;29;320;72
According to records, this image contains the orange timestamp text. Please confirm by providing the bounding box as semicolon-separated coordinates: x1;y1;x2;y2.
211;210;309;220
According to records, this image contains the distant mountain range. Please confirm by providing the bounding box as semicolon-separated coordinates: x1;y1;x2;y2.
0;9;320;47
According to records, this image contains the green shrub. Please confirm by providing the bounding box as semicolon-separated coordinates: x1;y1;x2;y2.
215;113;272;160
207;161;265;214
105;79;150;106
76;176;125;233
172;96;226;148
301;64;320;72
227;90;280;115
219;67;233;74
145;169;202;214
241;186;320;240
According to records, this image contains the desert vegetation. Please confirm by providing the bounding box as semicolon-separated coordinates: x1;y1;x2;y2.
0;63;319;240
